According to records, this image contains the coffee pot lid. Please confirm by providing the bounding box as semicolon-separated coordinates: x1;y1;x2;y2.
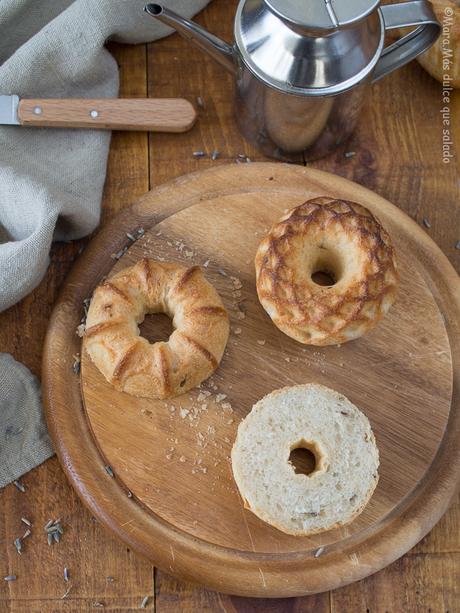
234;0;384;96
264;0;380;30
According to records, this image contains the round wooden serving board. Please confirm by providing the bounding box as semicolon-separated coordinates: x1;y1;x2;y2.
43;163;460;597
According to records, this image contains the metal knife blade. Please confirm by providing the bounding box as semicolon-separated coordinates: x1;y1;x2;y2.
0;95;19;125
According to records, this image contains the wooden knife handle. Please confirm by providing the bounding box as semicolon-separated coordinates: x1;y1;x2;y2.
17;98;196;132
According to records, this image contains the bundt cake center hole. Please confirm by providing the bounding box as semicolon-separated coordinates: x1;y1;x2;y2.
311;270;336;286
289;440;321;477
139;312;174;343
310;249;342;286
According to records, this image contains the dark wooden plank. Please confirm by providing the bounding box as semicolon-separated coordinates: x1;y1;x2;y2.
102;42;149;222
147;0;265;188
0;458;154;613
155;572;330;612
0;42;154;613
331;553;460;613
412;495;460;554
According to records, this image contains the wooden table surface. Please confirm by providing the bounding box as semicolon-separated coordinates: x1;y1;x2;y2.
1;1;459;611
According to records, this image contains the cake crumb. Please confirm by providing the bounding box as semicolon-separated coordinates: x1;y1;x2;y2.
257;339;265;345
76;323;86;337
230;276;243;289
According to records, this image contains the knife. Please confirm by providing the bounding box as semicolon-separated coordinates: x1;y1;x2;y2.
0;95;196;132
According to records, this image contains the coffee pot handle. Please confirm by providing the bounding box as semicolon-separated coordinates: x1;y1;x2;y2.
373;0;441;82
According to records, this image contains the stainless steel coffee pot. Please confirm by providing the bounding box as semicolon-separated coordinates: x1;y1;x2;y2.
145;1;440;161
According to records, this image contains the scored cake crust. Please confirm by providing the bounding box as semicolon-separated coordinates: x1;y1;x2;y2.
255;197;399;345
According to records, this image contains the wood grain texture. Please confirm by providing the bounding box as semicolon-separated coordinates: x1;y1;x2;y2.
0;0;459;609
42;162;460;597
331;552;460;613
18;97;196;132
154;572;330;613
147;0;264;187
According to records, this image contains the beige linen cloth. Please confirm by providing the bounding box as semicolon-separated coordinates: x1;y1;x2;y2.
0;0;210;487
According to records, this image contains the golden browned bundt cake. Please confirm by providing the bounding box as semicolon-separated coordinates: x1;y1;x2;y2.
255;198;399;345
84;259;229;399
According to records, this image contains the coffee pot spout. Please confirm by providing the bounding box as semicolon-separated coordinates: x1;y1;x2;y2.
144;4;236;74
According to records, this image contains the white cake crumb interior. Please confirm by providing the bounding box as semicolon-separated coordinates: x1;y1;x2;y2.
231;384;379;536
